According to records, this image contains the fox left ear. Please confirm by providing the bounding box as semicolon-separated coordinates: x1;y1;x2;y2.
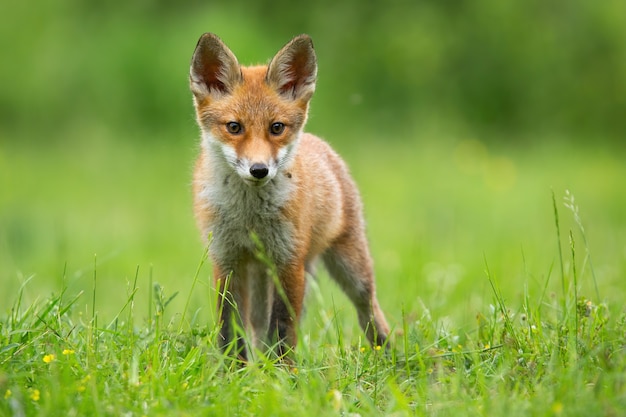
266;35;317;101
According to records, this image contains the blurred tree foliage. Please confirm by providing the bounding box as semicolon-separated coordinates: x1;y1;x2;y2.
1;0;624;145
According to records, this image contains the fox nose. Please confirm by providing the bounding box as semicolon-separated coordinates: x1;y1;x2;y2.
249;163;269;179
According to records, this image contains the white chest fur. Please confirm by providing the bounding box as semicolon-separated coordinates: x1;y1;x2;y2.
199;154;296;269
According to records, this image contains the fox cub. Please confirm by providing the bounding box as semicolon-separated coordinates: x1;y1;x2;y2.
189;33;389;358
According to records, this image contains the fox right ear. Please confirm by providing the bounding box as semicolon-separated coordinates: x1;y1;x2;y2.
190;33;242;99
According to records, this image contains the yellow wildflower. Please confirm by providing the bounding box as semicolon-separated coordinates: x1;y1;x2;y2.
552;401;563;414
374;345;382;351
359;347;366;353
4;389;11;399
327;389;342;411
43;354;56;363
76;373;91;392
30;389;40;401
62;349;75;355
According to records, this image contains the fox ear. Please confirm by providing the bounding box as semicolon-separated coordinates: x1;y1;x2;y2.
190;33;242;99
266;34;317;101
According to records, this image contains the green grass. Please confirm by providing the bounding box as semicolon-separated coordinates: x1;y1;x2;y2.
2;134;626;415
1;252;624;415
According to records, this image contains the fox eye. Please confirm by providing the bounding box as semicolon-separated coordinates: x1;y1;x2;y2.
226;122;242;134
270;122;285;135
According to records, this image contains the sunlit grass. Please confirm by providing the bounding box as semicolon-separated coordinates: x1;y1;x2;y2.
2;133;626;415
1;242;624;415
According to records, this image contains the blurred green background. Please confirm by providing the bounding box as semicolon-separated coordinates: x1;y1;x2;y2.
1;0;625;334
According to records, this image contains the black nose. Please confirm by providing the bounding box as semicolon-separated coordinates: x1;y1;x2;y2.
250;163;269;179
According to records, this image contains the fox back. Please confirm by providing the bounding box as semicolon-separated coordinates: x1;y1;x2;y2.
190;33;389;359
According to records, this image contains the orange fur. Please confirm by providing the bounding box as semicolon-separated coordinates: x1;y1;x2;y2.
189;33;389;359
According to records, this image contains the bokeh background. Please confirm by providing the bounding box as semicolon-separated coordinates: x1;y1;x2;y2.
1;0;625;335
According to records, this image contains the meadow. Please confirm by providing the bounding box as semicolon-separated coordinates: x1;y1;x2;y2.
2;130;626;416
2;1;626;415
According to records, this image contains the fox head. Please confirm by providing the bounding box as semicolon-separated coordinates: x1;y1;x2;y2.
190;33;317;186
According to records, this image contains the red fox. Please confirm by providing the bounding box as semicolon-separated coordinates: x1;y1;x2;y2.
189;33;389;358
